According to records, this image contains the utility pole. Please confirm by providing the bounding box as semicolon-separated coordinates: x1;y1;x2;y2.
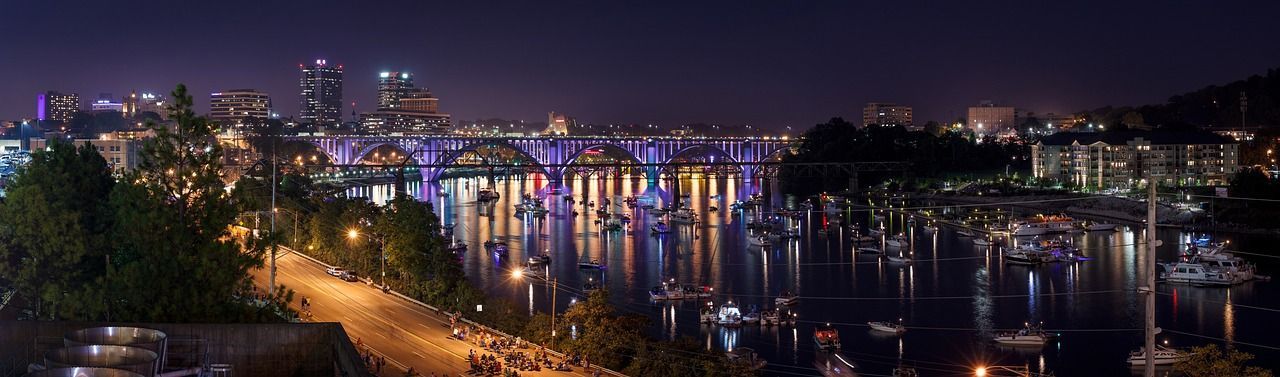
551;277;558;338
1143;178;1160;376
269;151;278;295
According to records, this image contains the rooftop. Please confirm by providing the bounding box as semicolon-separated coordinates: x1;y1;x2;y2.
1038;130;1234;146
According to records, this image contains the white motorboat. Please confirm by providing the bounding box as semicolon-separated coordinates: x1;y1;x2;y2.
1127;345;1190;366
867;320;906;334
527;252;551;265
1004;246;1045;265
718;302;743;327
956;230;974;238
884;235;907;248
1086;223;1119;232
973;238;992;247
748;235;772;247
775;291;799;306
1159;262;1235;286
1013;214;1076;236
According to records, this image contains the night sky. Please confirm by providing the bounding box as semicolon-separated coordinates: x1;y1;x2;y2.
3;1;1279;129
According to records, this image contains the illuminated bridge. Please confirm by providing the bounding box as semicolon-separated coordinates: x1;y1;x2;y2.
286;135;798;183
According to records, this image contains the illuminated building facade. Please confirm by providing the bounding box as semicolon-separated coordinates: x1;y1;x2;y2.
299;59;344;126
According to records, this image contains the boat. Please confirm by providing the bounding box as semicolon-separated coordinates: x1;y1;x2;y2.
884;254;912;264
725;348;767;371
648;286;672;301
884;235;908;248
973;238;992;247
814;324;841;351
856;247;883;254
527;252;551;265
1086;223;1119;232
484;241;509;256
1004;245;1046;265
1013;214;1076;236
709;205;719;212
775;291;799;306
700;304;719;324
748;235;772;247
670;208;698;223
1159;262;1235;286
650;222;671;235
478;188;500;202
760;309;781;326
993;322;1054;346
1191;242;1257;281
718;302;743;327
814;350;858;377
867;320;906;334
742;306;761;324
583;278;602;293
1127;345;1191;366
854;236;875;244
447;240;467;255
578;259;606;270
955;230;974;238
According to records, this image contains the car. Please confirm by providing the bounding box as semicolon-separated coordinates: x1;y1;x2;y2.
326;266;346;277
339;272;359;282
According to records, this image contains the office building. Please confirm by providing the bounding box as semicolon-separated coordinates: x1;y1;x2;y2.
210;89;272;124
36;91;80;122
299;59;344;126
862;103;913;128
1032;131;1238;190
967;101;1016;134
90;94;123;113
361;70;450;134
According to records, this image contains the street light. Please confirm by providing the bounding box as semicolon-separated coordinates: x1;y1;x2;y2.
511;268;558;338
347;228;386;289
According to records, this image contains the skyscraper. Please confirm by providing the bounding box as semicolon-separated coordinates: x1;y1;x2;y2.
360;70;450;134
299;59;343;126
36;91;80;123
377;71;414;110
210;89;271;124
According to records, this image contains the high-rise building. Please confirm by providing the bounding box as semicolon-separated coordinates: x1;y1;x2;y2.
545;111;575;135
361;70;450;134
209;89;272;124
36;91;80;122
862;102;913;128
90;94;123;113
967;101;1016;134
299;59;344;126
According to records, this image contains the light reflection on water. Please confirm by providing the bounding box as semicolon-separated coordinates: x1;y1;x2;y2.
344;176;1275;376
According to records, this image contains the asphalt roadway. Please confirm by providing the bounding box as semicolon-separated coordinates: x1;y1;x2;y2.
250;249;594;377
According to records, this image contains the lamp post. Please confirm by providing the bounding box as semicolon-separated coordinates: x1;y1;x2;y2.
347;229;385;288
511;268;557;338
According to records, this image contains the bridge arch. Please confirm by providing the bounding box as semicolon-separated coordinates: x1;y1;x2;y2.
428;139;551;180
280;140;338;165
662;143;739;165
351;141;419;165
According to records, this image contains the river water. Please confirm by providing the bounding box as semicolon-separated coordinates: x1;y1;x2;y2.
352;175;1279;376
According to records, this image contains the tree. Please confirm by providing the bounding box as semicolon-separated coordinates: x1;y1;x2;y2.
0;140;115;320
106;84;284;322
376;195;455;301
1174;344;1273;377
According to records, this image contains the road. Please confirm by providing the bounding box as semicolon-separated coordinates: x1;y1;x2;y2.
250;248;594;377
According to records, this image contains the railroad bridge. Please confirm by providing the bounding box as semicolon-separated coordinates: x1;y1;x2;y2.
288;135;796;182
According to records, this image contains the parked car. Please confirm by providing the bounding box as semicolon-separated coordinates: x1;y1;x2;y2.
326;266;346;277
339;272;359;282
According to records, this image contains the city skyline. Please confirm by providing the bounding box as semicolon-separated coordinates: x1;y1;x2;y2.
4;1;1280;128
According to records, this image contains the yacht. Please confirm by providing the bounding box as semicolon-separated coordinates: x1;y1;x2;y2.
867;320;906;334
814;324;842;351
760;309;781;326
1013;214;1076;236
1004;245;1046;265
884;235;908;248
973;238;992;247
1159;262;1235;286
1127;345;1190;366
775;291;799;306
748;235;772;247
718;302;743;327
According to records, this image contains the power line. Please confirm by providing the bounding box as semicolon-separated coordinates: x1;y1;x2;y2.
1162;329;1280;352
